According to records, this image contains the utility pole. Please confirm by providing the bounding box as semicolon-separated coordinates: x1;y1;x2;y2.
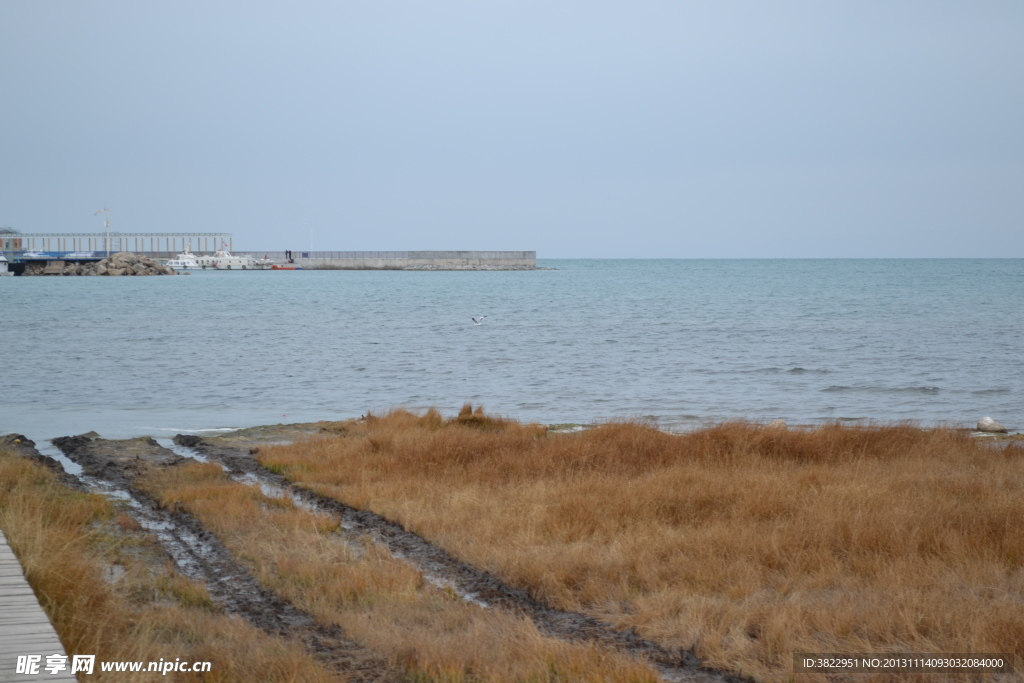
94;208;111;256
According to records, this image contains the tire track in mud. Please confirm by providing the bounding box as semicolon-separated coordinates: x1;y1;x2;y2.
50;434;399;683
175;435;752;683
0;434;83;489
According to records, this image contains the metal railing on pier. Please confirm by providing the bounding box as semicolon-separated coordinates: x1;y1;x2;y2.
234;251;411;260
233;251;536;260
1;232;233;257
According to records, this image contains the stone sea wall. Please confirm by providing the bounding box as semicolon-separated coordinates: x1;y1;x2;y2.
20;252;177;276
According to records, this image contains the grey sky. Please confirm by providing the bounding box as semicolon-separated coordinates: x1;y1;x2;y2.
2;1;1022;257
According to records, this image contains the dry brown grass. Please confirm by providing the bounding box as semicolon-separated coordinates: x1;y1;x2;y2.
256;407;1024;682
0;449;335;682
139;459;659;682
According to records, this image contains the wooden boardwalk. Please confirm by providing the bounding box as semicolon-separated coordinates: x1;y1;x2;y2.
0;530;76;682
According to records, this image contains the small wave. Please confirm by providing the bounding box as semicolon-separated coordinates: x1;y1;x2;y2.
895;386;940;395
787;367;829;374
971;388;1011;395
821;385;940;395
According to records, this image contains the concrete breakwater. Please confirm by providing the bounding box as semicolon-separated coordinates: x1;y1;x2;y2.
20;251;177;276
239;250;536;270
5;250;536;273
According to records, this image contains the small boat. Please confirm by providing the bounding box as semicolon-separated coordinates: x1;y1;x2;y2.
213;249;268;270
166;249;201;270
271;265;302;270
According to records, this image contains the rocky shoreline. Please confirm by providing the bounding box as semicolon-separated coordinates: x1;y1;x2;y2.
19;251;177;276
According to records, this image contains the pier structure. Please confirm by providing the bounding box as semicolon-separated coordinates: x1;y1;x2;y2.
2;232;232;260
0;235;536;271
234;250;536;270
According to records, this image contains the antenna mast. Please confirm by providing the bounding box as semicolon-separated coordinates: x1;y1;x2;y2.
94;208;111;256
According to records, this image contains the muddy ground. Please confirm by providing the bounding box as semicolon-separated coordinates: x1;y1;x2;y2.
50;433;398;683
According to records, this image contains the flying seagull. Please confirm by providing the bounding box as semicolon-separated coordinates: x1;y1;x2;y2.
471;316;487;325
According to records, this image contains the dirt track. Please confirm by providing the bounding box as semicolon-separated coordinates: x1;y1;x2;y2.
175;432;750;683
51;434;398;683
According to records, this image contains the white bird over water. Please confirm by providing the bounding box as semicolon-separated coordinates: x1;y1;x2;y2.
471;316;487;325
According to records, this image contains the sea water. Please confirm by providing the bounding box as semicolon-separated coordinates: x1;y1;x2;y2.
1;259;1021;441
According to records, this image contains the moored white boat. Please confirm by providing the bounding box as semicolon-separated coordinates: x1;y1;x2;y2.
166;249;201;270
164;241;274;271
212;249;270;270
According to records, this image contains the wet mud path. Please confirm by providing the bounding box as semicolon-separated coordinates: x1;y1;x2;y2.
176;434;750;683
51;434;399;683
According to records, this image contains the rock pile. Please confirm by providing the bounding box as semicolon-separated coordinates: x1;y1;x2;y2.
23;252;177;276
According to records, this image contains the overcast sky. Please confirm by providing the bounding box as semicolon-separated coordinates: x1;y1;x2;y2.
2;1;1022;257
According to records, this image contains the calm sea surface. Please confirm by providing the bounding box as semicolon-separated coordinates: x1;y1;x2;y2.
1;259;1021;441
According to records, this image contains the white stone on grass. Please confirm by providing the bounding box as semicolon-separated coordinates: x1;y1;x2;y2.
977;417;1008;433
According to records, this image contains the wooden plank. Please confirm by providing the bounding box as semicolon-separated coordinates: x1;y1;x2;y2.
3;619;66;630
0;530;75;681
0;635;66;644
0;629;66;638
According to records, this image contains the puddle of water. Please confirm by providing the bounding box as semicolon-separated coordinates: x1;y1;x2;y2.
104;489;134;502
260;482;285;499
232;472;320;513
156;438;208;463
157;438;232;471
422;574;490;609
138;518;175;532
80;476;138;504
35;440;84;475
144;524;216;576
